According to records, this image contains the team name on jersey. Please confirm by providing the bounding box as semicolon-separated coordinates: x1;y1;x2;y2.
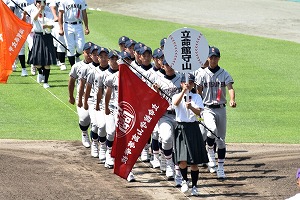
17;3;27;8
66;4;82;10
204;81;225;88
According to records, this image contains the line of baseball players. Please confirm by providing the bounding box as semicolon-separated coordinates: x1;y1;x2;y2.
68;34;236;196
4;0;89;88
4;0;237;196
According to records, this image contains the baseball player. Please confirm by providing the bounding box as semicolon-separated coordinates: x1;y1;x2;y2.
104;50;135;182
195;46;236;179
124;39;136;61
49;0;67;70
58;0;89;67
68;41;93;148
160;37;167;50
152;59;182;181
8;0;34;76
118;36;129;52
83;46;110;158
78;44;101;157
94;49;118;164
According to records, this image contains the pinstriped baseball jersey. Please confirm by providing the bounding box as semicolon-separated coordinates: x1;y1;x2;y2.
69;60;89;94
86;65;109;99
94;67;117;110
8;0;33;19
58;0;87;23
104;71;119;107
155;72;182;111
196;67;234;105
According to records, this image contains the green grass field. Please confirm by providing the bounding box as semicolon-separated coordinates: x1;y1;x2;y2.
1;10;299;143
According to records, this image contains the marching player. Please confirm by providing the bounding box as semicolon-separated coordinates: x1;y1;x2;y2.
68;41;93;148
94;50;119;164
49;0;67;70
104;51;135;182
152;59;182;181
118;36;129;52
196;46;236;179
58;0;89;66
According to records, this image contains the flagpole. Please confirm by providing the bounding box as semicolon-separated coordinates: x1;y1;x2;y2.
110;49;172;101
9;0;70;52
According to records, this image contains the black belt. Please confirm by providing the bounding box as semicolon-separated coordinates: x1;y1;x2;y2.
65;21;82;25
204;104;226;108
167;110;176;115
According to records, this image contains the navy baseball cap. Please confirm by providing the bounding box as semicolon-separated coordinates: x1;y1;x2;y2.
118;36;130;45
125;39;136;48
83;42;94;50
97;47;109;55
160;37;167;47
91;44;100;52
134;42;145;52
208;46;221;57
181;73;195;82
108;50;119;58
153;48;164;59
119;51;131;59
139;46;152;55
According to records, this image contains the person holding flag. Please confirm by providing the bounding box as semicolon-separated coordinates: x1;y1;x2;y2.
27;0;56;88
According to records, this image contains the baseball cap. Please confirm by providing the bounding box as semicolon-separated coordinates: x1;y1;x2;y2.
125;39;136;48
108;50;119;59
296;168;300;179
91;44;100;52
153;48;162;58
139;46;152;55
134;42;145;51
119;51;131;60
83;42;94;51
208;46;221;57
181;73;195;82
118;36;130;45
160;37;167;47
97;47;109;55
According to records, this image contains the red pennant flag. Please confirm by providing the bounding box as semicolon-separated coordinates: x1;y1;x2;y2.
113;64;169;179
0;1;32;83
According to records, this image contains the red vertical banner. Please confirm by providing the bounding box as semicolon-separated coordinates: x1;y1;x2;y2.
0;1;32;83
113;64;169;179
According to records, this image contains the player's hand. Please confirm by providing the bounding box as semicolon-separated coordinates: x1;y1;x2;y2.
53;16;58;22
85;28;90;35
83;103;88;110
69;96;75;105
152;83;160;92
185;102;192;109
59;29;64;36
230;100;236;108
77;100;83;108
95;104;100;111
105;108;110;115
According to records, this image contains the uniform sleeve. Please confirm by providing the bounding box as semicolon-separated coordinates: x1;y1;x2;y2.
81;0;87;10
58;0;64;11
224;70;234;85
69;65;78;79
104;75;113;88
86;72;95;85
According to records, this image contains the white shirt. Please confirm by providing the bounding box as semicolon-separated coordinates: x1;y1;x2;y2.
172;92;204;122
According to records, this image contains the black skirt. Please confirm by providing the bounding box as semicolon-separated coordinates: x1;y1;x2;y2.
29;32;57;66
174;121;208;165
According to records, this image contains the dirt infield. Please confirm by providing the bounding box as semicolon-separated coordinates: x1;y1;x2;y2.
1;140;300;200
1;1;300;200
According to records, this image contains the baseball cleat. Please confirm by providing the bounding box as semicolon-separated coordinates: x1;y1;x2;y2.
90;140;99;158
81;134;91;148
180;180;189;193
127;171;135;182
60;64;67;71
43;83;50;89
98;143;106;163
